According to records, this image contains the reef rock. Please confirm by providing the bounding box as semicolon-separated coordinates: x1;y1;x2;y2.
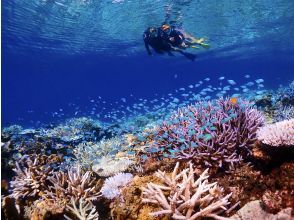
230;200;292;220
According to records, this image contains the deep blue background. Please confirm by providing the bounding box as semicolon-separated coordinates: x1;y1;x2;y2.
3;47;294;127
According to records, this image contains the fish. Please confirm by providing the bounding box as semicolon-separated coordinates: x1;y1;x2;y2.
255;79;264;84
230;97;238;104
227;80;237;85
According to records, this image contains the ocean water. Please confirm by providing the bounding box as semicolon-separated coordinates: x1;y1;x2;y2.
2;1;294;219
2;0;294;127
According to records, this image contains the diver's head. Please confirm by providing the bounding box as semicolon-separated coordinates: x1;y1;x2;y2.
161;24;171;34
149;27;157;37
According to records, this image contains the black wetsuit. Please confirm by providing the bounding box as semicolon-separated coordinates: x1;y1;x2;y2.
143;26;196;61
160;27;185;47
143;27;172;55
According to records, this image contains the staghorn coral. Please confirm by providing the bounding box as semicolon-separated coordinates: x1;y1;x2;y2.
144;98;264;171
100;172;133;199
141;162;235;219
10;155;61;201
257;119;294;147
64;198;99;220
43;165;101;205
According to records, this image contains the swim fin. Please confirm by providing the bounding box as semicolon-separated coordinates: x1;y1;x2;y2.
199;43;210;49
182;52;197;61
190;45;199;49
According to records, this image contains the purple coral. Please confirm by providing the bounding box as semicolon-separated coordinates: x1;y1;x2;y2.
146;98;264;171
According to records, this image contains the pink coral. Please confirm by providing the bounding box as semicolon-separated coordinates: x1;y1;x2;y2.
257;119;294;146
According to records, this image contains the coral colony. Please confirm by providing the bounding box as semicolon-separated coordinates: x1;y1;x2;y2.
142;162;234;219
144;98;264;171
2;79;294;219
257;119;294;147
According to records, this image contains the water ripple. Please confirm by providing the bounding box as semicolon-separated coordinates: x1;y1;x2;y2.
3;0;294;57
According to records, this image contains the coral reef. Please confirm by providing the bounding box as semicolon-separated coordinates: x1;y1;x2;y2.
142;162;235;219
74;136;136;175
40;117;103;143
10;154;62;201
274;106;294;122
2;81;294;220
65;198;99;220
143;98;264;171
92;156;134;177
110;174;163;220
100;172;133;199
257;119;294;147
43;165;101;204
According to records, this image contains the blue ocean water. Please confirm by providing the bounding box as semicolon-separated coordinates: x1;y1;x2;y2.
2;0;294;127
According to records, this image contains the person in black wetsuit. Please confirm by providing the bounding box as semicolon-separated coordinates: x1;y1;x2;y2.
143;27;173;55
143;26;197;61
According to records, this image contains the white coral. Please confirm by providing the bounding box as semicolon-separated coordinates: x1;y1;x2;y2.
257;119;294;146
142;162;233;220
92;156;134;177
64;198;99;220
100;173;133;199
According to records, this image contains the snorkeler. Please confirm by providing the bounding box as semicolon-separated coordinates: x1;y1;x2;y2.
143;26;197;61
143;27;173;55
160;23;210;50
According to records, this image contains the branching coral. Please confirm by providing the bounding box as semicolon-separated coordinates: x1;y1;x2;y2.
144;98;264;171
65;198;99;220
257;119;294;146
100;172;133;199
141;162;234;219
274;106;294;122
43;165;101;204
10;155;60;201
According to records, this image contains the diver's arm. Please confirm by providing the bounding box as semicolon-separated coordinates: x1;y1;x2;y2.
144;40;152;55
143;32;152;55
